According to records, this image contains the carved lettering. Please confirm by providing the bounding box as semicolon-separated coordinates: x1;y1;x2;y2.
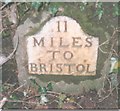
27;16;98;75
47;51;60;60
72;37;82;47
57;21;67;32
64;51;73;60
33;37;44;47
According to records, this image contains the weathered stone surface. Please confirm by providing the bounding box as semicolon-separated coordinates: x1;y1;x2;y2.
27;16;99;76
13;12;105;94
0;8;2;89
13;11;51;85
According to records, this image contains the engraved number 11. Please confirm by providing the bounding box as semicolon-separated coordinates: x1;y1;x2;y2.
57;21;67;32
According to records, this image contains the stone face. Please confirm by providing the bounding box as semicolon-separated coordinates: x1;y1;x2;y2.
27;16;99;76
13;11;110;95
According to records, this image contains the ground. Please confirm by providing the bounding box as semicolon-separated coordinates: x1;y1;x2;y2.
1;2;119;110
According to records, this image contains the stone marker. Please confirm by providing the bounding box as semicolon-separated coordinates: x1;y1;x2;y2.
13;12;104;94
27;16;99;76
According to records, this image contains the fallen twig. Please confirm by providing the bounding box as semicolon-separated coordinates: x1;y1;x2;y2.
11;82;26;94
98;85;118;103
98;27;119;102
73;101;83;109
0;4;8;10
24;91;60;101
7;99;40;105
0;97;7;109
0;35;19;66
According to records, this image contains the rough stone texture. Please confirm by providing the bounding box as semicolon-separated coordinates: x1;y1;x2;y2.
0;3;2;90
13;11;51;85
13;12;106;94
27;16;99;76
